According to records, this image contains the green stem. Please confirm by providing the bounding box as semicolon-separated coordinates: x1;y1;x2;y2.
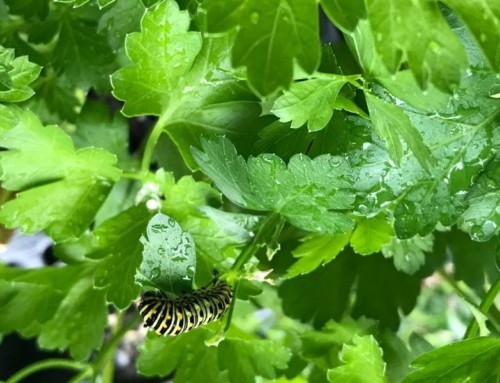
222;213;283;334
91;313;142;383
68;368;93;383
231;212;283;272
141;112;171;174
223;279;240;333
438;268;479;307
464;275;500;339
121;172;145;181
6;359;89;383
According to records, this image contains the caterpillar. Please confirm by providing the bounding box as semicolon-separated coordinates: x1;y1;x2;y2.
136;279;233;336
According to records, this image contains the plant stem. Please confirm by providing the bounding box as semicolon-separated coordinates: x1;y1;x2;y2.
91;313;142;383
464;275;500;339
121;172;145;181
222;213;283;334
223;279;240;333
231;212;283;272
140;111;171;174
6;359;89;383
437;268;479;307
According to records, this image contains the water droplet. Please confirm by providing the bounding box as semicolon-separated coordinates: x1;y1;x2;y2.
480;33;487;42
250;12;260;24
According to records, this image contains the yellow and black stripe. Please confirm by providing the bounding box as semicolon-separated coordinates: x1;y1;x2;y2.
136;279;233;336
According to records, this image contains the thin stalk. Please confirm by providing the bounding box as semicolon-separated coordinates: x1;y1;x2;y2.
121;172;145;181
6;359;89;383
464;275;500;339
437;268;480;307
231;212;282;272
91;313;142;383
223;279;240;333
68;368;93;383
222;213;283;334
140;111;171;174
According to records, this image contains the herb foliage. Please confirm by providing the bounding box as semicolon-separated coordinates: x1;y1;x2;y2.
0;0;499;382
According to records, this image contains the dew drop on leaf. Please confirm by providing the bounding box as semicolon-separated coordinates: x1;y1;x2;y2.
250;11;260;24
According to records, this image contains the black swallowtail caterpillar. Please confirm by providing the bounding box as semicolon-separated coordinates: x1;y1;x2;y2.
136;279;233;336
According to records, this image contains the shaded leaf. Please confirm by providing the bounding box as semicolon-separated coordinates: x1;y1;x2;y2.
203;0;320;96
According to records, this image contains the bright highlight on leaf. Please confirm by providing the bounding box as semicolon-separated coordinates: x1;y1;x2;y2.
442;0;500;72
192;136;355;235
111;0;202;116
0;46;41;102
366;93;435;171
364;0;468;92
286;233;351;278
350;214;394;256
328;335;387;383
272;77;348;132
136;213;196;295
403;337;500;383
0;105;121;242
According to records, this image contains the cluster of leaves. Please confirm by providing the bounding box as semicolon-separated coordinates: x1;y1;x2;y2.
0;0;499;382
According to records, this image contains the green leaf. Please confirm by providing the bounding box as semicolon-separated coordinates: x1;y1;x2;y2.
53;9;114;89
72;100;132;168
38;269;107;361
403;337;500;383
382;234;433;274
54;0;91;7
0;46;41;102
111;2;267;168
218;337;290;383
111;0;202;116
203;0;320;96
138;329;290;382
459;153;500;242
301;317;377;370
280;252;357;328
192;136;355;234
377;68;500;239
437;230;498;294
0;268;67;336
327;335;387;383
364;0;468;92
86;204;152;309
0;106;121;241
351;255;420;329
443;0;500;72
137;330;220;380
272;77;348;132
136;213;196;295
159;173;259;282
350;214;394;256
280;253;420;329
25;74;82;122
285;233;351;278
0;264;107;360
5;0;49;18
320;0;366;32
98;0;144;51
365;93;435;171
